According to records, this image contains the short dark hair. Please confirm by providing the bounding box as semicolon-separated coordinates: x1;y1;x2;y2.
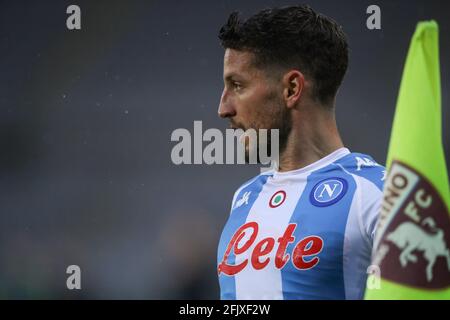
218;5;349;105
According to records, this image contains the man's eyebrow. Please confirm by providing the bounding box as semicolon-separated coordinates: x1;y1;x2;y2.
224;74;235;81
224;73;243;82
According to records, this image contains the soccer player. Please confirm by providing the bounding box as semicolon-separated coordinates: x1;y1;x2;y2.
216;5;385;300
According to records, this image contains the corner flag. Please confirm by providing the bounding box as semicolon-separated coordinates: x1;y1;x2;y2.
365;21;450;299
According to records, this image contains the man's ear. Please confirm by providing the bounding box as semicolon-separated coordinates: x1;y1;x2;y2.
282;70;304;108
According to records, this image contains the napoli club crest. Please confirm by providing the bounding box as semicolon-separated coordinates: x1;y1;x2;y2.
310;177;348;207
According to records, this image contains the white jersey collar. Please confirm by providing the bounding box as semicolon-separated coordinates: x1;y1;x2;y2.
272;147;351;178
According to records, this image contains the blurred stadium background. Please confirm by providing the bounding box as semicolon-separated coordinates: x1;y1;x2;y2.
0;0;449;299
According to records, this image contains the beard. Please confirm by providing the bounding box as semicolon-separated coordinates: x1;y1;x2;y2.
267;105;292;159
233;96;292;165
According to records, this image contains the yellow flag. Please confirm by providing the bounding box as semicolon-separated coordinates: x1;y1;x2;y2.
365;21;450;299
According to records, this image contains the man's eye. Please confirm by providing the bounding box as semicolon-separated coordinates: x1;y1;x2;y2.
232;82;243;91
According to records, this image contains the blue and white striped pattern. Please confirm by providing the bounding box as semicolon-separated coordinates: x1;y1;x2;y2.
217;148;385;300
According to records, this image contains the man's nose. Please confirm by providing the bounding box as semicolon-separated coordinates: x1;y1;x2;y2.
218;90;236;118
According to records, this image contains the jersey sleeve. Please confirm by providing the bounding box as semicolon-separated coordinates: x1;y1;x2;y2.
360;185;383;243
337;152;385;244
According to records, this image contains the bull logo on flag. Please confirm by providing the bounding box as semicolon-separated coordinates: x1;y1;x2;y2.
386;218;450;282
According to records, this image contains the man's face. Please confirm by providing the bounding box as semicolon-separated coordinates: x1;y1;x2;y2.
218;49;291;159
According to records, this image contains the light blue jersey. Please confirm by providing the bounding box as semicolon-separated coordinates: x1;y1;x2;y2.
217;148;386;299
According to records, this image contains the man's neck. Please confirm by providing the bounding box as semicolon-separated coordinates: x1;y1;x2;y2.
277;108;344;172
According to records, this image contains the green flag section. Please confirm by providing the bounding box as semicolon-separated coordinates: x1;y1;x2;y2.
365;21;450;300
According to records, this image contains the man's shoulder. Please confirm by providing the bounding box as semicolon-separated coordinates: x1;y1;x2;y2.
234;171;273;194
229;172;273;212
332;151;386;191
